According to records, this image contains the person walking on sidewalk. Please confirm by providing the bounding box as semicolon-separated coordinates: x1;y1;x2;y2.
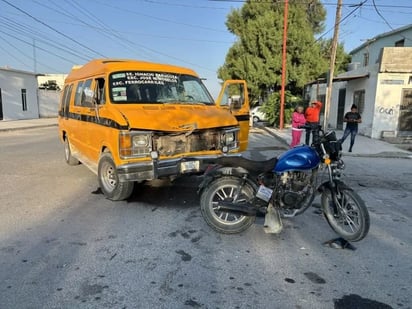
339;104;362;152
290;105;306;148
304;100;322;145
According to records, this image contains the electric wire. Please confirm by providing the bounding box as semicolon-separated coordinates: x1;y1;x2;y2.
0;35;31;68
0;0;106;58
0;33;59;72
0;16;92;62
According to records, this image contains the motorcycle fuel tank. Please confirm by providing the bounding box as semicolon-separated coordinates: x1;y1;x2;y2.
274;145;320;173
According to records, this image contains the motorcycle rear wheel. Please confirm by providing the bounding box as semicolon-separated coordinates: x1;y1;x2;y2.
200;177;256;234
321;187;370;242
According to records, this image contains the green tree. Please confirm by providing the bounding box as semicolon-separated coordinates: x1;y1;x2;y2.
318;39;351;75
218;0;339;125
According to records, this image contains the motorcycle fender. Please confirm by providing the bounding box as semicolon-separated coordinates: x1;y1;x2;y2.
197;166;254;195
318;180;353;194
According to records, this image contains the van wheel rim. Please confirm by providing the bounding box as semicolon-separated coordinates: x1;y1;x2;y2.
101;162;117;191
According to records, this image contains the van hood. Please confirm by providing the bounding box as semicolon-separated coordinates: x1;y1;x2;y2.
114;105;238;131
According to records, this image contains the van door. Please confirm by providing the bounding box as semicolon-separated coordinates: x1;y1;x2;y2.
216;80;250;151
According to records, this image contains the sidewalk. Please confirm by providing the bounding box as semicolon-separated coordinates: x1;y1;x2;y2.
0;118;57;132
259;125;412;159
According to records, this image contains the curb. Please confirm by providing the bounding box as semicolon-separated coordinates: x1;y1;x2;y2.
259;126;290;148
0;123;57;132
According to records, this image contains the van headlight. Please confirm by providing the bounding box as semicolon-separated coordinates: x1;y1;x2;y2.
119;131;152;158
225;132;235;144
221;128;239;151
132;135;150;148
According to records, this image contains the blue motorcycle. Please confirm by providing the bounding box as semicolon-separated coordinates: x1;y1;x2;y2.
199;126;370;241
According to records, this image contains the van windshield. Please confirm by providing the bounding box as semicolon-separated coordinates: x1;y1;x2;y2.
109;71;215;105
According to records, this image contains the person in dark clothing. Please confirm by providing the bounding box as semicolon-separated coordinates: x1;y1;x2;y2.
304;101;322;145
339;104;362;152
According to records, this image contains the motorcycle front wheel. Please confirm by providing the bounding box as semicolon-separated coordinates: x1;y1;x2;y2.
200;177;256;234
321;187;370;242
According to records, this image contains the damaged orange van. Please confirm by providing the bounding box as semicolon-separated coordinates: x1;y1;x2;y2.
58;59;250;200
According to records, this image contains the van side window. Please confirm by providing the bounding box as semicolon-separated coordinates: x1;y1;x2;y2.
60;86;69;113
74;81;84;106
96;78;106;104
81;79;93;107
62;84;73;117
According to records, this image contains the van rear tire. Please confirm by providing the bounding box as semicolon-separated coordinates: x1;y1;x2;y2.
64;137;80;166
98;153;134;201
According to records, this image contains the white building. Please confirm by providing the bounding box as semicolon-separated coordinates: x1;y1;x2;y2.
0;69;66;120
307;24;412;139
0;67;39;121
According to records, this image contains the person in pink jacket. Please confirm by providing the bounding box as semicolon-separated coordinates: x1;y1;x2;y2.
290;105;306;148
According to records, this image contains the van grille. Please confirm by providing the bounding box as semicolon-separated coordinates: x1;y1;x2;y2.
153;130;220;156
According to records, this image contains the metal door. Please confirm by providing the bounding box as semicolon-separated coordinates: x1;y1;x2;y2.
337;88;346;130
399;89;412;134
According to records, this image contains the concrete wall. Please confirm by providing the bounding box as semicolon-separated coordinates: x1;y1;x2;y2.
0;69;39;120
345;74;378;137
373;73;412;138
38;89;61;118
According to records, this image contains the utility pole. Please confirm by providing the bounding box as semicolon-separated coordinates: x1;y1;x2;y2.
323;0;342;130
33;39;37;74
279;0;288;129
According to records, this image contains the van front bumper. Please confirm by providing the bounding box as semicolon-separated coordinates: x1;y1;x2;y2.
116;155;232;182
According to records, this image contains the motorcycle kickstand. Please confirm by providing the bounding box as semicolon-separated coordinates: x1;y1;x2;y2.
263;203;283;234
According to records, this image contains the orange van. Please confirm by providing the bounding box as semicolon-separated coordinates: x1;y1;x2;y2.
58;59;249;200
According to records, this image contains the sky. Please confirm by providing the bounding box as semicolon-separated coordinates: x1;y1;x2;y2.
0;0;412;98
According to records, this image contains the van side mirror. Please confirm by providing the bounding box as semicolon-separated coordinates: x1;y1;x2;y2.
230;95;242;110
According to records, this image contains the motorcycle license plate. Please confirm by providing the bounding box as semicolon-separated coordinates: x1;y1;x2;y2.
180;160;200;173
256;185;273;202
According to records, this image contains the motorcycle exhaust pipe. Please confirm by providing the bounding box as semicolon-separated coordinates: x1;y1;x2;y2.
216;201;257;216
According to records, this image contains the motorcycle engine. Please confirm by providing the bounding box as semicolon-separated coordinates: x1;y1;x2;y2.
277;171;312;209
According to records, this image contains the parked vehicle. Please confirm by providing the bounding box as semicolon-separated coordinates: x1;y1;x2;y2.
199;125;370;241
250;105;266;123
58;59;250;200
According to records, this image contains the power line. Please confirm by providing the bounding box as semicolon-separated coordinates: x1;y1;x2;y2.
0;29;82;65
316;1;367;41
371;0;393;30
0;16;91;62
95;0;227;33
0;0;106;58
0;33;59;71
0;35;31;68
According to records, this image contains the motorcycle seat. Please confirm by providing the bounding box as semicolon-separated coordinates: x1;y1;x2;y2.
204;156;278;176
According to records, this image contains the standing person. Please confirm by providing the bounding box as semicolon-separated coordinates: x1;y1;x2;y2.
290;105;306;148
339;104;362;152
304;100;323;145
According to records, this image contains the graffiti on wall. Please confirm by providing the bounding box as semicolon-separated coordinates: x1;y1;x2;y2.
376;104;399;116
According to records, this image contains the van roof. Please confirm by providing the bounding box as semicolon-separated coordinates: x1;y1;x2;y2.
65;59;199;83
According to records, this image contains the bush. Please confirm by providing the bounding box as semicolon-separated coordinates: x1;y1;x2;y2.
260;92;302;127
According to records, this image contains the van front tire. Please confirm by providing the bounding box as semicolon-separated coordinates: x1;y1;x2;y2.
98;153;134;201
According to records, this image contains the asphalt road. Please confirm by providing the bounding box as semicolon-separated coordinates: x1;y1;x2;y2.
0;127;411;309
